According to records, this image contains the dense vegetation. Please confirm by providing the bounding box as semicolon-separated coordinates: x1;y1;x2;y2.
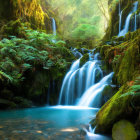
0;14;74;109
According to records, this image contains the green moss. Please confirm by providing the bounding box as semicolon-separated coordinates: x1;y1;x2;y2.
94;76;140;134
125;29;140;41
112;120;137;140
99;33;140;85
0;0;53;33
10;0;46;29
100;45;112;57
94;86;132;133
0;19;28;37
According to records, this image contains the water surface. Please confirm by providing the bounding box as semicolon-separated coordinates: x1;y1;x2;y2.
0;106;98;140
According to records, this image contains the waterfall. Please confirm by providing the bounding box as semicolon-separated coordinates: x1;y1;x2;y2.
77;72;114;107
134;2;138;31
118;1;139;37
47;82;50;105
58;58;81;105
119;2;122;33
51;18;57;35
134;13;137;31
71;48;83;58
58;49;113;107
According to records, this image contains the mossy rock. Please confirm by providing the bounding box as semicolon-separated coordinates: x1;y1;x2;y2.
93;85;132;134
80;53;89;66
124;29;140;41
100;34;140;85
112;120;137;140
116;36;125;42
100;45;112;57
116;37;140;85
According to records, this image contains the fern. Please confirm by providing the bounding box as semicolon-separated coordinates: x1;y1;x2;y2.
0;28;70;85
43;60;54;69
54;40;66;47
22;63;32;70
112;55;121;64
120;85;140;98
0;70;13;82
134;76;140;85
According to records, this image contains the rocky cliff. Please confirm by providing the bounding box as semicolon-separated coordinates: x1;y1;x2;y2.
91;0;140;139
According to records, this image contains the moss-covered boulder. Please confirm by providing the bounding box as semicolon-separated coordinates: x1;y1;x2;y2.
112;120;137;140
93;76;140;134
93;86;132;133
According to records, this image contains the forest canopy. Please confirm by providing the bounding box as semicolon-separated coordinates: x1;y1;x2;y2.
48;0;109;41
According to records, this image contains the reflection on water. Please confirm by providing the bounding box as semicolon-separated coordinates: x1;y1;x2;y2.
0;106;98;140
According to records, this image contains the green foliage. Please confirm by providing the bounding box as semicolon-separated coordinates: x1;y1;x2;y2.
120;85;140;98
71;24;99;40
0;28;70;85
0;71;13;82
112;55;121;64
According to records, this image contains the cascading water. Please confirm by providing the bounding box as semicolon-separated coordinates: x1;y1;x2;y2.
119;2;123;33
118;1;139;37
58;58;81;105
47;82;50;105
58;49;114;108
71;48;83;58
134;2;139;31
51;18;57;36
57;48;113;139
77;72;114;107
